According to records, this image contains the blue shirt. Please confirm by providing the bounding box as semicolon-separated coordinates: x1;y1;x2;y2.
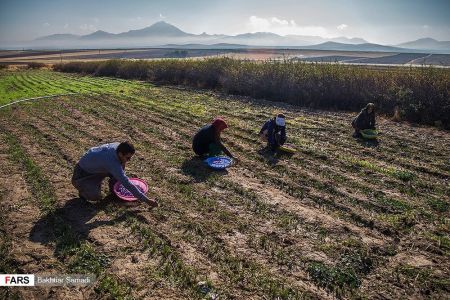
78;142;146;200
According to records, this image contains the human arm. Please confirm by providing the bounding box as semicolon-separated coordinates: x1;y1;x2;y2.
369;113;376;129
214;133;236;159
259;121;269;135
110;164;158;207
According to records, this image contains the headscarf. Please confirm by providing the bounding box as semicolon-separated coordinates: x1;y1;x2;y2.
212;117;228;133
365;103;375;112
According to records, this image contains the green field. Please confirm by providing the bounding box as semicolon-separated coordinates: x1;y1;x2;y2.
0;69;143;106
0;69;449;299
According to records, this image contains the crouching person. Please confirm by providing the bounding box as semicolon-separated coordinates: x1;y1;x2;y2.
192;117;236;159
72;141;158;207
352;103;376;138
259;114;287;151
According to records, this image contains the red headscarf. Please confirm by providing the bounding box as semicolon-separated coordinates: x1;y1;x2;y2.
212;117;228;133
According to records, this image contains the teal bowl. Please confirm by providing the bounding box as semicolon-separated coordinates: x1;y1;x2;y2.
361;129;378;139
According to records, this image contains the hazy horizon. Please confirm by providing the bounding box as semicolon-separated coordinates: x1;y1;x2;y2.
1;0;449;45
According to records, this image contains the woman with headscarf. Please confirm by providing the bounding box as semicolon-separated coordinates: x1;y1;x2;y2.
192;117;235;158
352;103;376;137
259;113;287;151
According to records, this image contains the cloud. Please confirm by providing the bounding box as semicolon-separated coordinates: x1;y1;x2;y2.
64;24;69;29
246;16;329;37
43;22;50;27
337;24;348;30
80;24;96;31
270;17;289;26
159;13;166;19
422;25;430;29
92;17;99;23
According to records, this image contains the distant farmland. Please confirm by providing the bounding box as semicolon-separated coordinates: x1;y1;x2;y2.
296;53;450;66
2;48;450;67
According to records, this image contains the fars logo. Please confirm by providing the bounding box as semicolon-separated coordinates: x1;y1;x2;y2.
0;274;35;286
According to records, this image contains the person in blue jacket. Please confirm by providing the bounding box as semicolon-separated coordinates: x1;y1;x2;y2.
259;114;287;151
71;141;158;207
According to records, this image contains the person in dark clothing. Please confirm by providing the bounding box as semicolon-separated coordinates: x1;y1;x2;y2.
259;114;287;151
352;103;376;138
192;117;236;159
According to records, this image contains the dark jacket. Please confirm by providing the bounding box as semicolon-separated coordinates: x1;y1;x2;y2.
352;109;376;130
192;124;217;155
260;118;286;147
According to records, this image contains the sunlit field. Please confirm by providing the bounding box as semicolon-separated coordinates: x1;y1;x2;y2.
1;69;449;299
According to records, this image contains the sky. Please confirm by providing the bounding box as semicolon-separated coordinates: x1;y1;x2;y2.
0;0;449;44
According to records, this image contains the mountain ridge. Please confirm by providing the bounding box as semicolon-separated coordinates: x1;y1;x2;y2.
32;21;450;52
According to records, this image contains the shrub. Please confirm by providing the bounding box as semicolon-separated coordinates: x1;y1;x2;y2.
54;58;450;128
94;60;121;77
53;61;100;74
116;60;149;80
27;62;46;69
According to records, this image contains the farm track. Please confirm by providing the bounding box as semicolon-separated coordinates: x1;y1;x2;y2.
0;70;449;299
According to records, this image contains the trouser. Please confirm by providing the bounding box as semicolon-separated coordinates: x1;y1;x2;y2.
71;164;116;201
268;133;284;151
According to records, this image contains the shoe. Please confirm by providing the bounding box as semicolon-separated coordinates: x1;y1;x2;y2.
352;132;361;138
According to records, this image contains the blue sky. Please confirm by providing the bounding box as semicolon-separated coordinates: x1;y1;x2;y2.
0;0;449;44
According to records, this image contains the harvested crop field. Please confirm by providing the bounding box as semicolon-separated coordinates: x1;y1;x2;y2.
1;69;449;299
346;53;431;65
295;56;367;63
412;54;450;66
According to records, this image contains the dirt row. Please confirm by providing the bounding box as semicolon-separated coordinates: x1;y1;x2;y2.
0;81;449;299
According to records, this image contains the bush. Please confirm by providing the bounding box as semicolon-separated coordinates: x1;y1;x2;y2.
53;61;101;74
94;60;121;77
117;60;149;80
54;58;450;128
27;62;46;69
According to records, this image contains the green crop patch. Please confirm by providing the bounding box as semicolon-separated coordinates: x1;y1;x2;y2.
0;69;147;106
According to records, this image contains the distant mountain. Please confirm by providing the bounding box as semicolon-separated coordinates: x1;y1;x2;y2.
116;21;191;38
36;33;80;41
330;37;368;44
34;21;369;48
28;21;446;53
281;35;368;46
80;30;116;40
198;32;227;38
233;32;282;39
305;41;404;52
397;38;450;50
220;32;288;46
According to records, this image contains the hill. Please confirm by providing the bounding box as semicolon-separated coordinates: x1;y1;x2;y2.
397;38;450;51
